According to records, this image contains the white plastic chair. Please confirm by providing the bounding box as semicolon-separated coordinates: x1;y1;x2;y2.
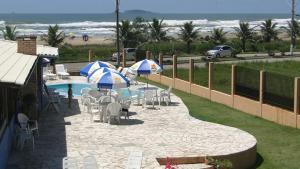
159;86;172;106
15;126;35;151
106;102;122;124
119;98;131;119
86;97;100;122
17;113;39;138
142;90;155;108
43;66;57;80
55;64;70;79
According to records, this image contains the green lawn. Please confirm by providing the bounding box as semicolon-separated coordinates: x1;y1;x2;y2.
142;79;300;169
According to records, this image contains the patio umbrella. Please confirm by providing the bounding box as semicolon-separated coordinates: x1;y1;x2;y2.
89;71;130;89
129;59;162;87
88;67;118;82
80;61;116;77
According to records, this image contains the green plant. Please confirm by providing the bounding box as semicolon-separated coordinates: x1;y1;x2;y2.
260;19;278;42
178;21;199;53
211;28;227;45
234;22;255;52
42;24;65;47
1;25;17;40
205;157;233;169
149;18;168;42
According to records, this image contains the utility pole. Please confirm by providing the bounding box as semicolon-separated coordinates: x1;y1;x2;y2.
291;0;296;56
115;0;121;67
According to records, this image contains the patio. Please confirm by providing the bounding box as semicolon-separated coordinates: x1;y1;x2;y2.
7;77;257;169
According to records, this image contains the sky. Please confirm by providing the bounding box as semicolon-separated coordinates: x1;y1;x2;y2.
0;0;297;14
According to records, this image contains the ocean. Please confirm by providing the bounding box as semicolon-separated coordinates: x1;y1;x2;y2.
0;13;296;37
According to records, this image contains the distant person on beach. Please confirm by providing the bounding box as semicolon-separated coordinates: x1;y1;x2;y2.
82;34;89;42
68;84;73;108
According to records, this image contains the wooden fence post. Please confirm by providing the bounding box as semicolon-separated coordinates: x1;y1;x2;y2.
231;65;236;107
173;55;177;79
208;62;214;90
259;70;265;117
294;77;300;114
208;62;214;100
189;59;194;83
88;49;92;62
159;53;163;73
122;49;126;68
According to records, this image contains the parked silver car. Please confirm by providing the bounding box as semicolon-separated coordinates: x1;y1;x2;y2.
112;48;137;61
206;45;233;59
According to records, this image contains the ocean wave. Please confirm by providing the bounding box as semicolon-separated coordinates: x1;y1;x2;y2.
1;18;298;36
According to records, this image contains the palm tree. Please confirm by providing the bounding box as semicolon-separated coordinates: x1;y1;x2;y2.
283;20;300;47
42;25;65;47
260;19;278;42
132;17;149;44
119;20;135;48
1;25;17;40
179;21;199;53
211;28;227;44
234;22;255;52
149;18;167;41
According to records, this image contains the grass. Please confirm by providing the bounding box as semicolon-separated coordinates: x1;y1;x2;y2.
141;78;300;169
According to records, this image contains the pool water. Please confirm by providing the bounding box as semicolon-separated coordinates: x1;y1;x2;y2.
47;83;139;98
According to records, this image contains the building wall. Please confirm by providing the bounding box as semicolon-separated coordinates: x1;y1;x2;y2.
0;116;16;169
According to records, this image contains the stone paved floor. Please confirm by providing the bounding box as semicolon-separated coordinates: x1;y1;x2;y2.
7;79;256;169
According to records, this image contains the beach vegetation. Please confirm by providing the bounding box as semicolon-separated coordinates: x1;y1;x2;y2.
211;28;227;44
260;19;278;43
149;18;168;42
283;20;300;47
178;21;199;53
119;20;136;48
1;25;17;41
42;24;65;47
234;22;255;52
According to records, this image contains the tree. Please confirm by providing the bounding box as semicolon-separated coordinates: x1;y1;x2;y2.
234;22;255;52
132;17;149;45
149;18;168;42
119;20;135;48
179;21;199;53
260;19;278;42
42;25;65;47
283;20;300;47
211;28;227;44
1;25;17;40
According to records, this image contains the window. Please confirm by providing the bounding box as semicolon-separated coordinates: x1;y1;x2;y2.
223;46;231;50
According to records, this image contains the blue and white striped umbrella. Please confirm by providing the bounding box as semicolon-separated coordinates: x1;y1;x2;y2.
89;71;130;89
88;67;117;81
129;59;162;75
80;61;116;77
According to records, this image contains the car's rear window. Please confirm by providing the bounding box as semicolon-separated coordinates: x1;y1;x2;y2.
212;46;221;50
127;49;136;52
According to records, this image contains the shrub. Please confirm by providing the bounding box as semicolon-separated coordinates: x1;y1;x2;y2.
194;41;215;55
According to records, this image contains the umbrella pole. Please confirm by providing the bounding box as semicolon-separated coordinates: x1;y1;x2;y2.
147;75;149;88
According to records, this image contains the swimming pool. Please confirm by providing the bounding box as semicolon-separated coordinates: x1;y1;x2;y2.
47;83;139;98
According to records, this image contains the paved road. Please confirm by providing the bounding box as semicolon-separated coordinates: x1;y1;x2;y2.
63;53;300;72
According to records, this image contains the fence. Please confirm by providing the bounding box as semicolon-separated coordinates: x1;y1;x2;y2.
235;66;260;101
145;53;300;129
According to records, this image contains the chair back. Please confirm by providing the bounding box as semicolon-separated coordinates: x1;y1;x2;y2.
106;102;122;116
55;64;66;73
144;90;153;101
81;88;91;95
17;113;29;129
167;86;172;93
